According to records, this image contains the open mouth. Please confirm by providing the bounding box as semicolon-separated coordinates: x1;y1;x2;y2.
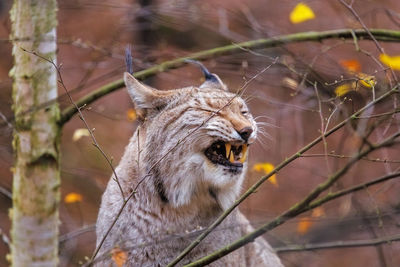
204;141;248;169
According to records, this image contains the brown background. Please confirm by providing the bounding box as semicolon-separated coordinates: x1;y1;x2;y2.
1;0;400;266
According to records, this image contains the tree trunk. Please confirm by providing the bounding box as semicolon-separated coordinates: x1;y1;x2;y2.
9;0;59;266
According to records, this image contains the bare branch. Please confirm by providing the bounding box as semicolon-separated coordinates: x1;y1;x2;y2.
301;153;400;163
59;224;95;243
276;234;400;253
59;28;400;125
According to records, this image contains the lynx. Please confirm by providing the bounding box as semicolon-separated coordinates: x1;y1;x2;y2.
95;63;283;266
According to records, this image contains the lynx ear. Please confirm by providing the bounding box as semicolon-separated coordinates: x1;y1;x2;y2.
199;73;228;91
124;72;176;118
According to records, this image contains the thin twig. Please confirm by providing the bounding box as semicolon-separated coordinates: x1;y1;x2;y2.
314;82;331;174
276;234;400;253
59;224;95;243
301;153;400;163
355;108;400;119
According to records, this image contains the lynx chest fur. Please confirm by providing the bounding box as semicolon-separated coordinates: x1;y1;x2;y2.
96;66;283;266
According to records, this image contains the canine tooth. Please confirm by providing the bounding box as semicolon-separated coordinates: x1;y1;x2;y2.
239;144;248;163
225;143;231;159
229;149;235;163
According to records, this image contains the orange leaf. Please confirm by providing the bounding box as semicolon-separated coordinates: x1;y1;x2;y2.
252;163;278;187
111;247;127;267
297;217;312;234
64;192;83;204
340;59;361;73
126;108;137;122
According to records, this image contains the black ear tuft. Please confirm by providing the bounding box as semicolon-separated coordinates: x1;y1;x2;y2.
184;59;219;83
184;59;228;91
125;45;133;74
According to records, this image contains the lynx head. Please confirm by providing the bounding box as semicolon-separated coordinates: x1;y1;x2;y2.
124;65;257;211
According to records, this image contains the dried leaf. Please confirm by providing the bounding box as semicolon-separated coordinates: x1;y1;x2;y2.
340;59;361;73
126;108;137;122
289;3;315;24
64;192;83;204
72;128;90;142
111;247;127;267
380;53;400;70
252;162;278;187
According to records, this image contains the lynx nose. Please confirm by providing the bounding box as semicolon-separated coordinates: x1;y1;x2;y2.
238;127;253;142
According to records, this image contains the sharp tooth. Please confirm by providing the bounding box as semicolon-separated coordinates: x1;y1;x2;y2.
239;144;248;163
229;149;235;163
225;143;231;159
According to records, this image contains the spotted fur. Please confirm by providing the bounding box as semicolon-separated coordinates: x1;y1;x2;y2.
95;72;283;266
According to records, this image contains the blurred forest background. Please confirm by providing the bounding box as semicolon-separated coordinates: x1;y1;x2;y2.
1;0;400;266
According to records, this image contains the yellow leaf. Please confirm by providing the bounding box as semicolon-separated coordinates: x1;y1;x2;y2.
340;59;361;73
126;108;137;122
64;192;83;204
252;163;278;187
357;73;376;88
297;217;312;234
72;128;90;142
111;247;127;267
290;3;315;24
268;175;278;186
334;82;355;97
380;53;400;70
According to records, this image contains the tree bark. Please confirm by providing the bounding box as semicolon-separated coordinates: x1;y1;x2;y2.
10;0;59;266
